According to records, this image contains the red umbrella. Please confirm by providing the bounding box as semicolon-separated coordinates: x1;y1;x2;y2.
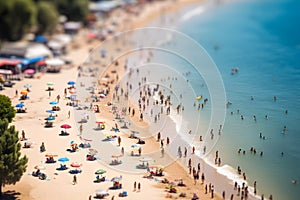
70;162;82;168
61;124;71;132
61;124;71;129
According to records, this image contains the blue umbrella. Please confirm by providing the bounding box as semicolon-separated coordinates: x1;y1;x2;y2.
49;101;58;105
58;157;69;162
67;81;76;85
45;116;55;120
46;110;55;114
100;49;107;55
16;103;25;108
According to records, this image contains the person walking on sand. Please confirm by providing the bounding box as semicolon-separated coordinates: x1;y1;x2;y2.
133;181;137;191
138;182;141;192
79;124;83;135
121;147;124;156
161;147;164;158
157;132;161;141
57;95;60;103
73;175;77;185
118;136;121;146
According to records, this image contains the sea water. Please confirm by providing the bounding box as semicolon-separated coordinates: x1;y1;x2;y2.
116;0;300;198
165;0;300;199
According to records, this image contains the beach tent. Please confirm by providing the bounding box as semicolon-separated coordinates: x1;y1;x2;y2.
45;58;65;66
34;35;47;43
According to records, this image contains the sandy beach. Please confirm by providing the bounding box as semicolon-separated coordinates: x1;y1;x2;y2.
0;0;233;200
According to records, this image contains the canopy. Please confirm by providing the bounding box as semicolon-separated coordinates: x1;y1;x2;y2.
111;154;122;158
45;154;58;157
45;116;55;121
61;124;71;129
89;148;98;155
58;157;69;162
24;83;32;88
95;169;106;175
23;69;35;74
67;81;76;85
70;162;82;168
21;56;44;66
139;157;152;162
131;144;141;148
49;101;58;105
34;35;47;43
16;103;25;108
20;90;28;95
95;190;108;195
34;164;46;170
111;177;121;182
45;58;65;66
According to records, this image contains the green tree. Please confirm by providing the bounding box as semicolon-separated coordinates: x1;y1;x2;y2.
54;0;89;22
0;95;15;123
0;0;36;41
0;119;28;197
36;1;59;34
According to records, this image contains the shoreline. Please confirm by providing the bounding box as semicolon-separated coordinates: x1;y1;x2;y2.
2;0;258;200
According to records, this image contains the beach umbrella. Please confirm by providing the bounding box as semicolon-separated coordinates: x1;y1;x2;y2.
47;82;54;86
95;169;106;175
16;103;25;108
24;83;32;88
100;49;107;55
61;124;71;129
45;154;58;157
148;165;164;169
70;162;82;168
49;101;58;105
34;164;46;170
139;157;152;162
99;94;106;98
131;144;142;148
95;190;108;196
67;81;76;85
20;90;28;95
88;148;98;156
24;69;35;74
110;177;121;182
45;116;55;121
58;157;69;162
46;110;55;114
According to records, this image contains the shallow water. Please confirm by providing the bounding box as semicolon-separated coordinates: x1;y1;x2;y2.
169;0;300;199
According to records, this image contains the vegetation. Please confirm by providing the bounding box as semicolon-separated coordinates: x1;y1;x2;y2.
53;0;89;22
0;95;28;197
0;95;16;123
0;0;37;41
36;1;59;34
0;0;89;41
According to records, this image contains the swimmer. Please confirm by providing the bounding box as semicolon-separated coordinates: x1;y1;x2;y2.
292;180;297;184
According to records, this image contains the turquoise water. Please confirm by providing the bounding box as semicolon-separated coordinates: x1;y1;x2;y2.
174;0;300;199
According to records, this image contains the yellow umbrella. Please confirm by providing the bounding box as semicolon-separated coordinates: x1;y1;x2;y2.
20;90;28;95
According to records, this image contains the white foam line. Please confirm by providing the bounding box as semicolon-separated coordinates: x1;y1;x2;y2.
180;6;205;22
